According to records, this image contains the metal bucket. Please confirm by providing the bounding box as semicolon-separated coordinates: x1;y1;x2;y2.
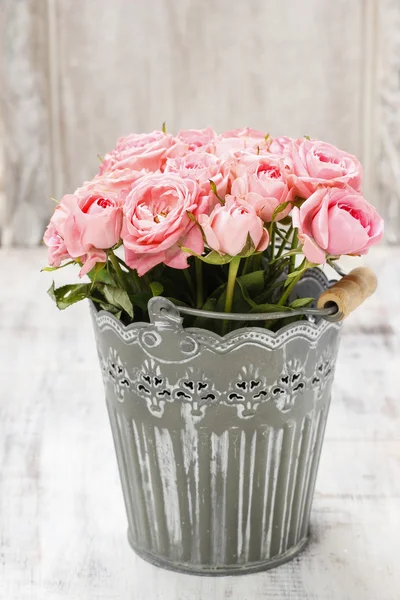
90;269;341;575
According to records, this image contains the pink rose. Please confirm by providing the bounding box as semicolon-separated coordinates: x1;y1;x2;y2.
164;151;230;207
61;185;123;275
284;140;363;198
198;195;269;256
121;173;206;275
99;130;185;174
214;128;268;158
84;168;147;196
230;155;294;222
43;203;71;267
176;127;216;151
268;136;294;155
293;187;384;264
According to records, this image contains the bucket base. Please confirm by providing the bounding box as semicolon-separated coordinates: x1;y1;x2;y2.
127;530;309;576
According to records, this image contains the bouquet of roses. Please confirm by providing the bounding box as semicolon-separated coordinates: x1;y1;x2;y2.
44;127;383;333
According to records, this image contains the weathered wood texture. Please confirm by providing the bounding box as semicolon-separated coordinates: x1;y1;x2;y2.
0;247;399;599
2;0;397;243
0;0;53;245
376;0;400;243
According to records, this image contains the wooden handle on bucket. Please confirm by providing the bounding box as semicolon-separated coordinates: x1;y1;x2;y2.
317;267;377;321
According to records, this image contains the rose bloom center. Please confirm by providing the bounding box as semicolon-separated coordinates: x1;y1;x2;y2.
258;164;281;179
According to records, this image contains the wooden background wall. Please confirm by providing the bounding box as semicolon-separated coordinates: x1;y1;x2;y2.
1;0;398;246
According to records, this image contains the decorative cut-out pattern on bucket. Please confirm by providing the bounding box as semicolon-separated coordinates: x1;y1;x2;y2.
91;269;341;575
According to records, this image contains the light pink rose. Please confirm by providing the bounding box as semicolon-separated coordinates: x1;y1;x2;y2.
84;168;147;196
198;195;269;256
164;151;230;207
213;128;268;158
121;173;206;275
176;127;216;152
230;155;294;222
292;187;384;264
43;203;71;267
268;136;294;155
284;140;363;198
61;186;123;276
99;130;185;174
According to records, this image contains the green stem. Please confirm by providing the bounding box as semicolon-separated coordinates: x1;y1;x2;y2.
222;257;241;335
270;224;276;261
289;228;299;274
183;268;196;305
275;225;293;260
195;258;203;308
241;256;252;277
108;249;126;290
278;260;306;306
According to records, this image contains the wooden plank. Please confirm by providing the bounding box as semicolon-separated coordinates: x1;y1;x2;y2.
0;0;53;245
376;0;400;242
0;0;369;238
53;0;367;195
0;247;399;599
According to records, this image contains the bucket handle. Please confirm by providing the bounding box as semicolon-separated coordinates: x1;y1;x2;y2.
149;267;377;324
317;267;377;321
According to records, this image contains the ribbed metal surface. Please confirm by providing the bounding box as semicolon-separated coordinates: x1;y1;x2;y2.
92;270;341;574
107;402;329;573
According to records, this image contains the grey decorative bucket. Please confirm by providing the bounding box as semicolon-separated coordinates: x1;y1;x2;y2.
91;269;341;575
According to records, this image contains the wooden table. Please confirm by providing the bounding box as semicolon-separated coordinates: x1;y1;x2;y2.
1;248;399;600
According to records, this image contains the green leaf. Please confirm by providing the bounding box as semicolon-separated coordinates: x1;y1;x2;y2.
304;135;311;140
202;251;233;265
280;249;303;258
129;292;152;311
285;270;302;280
102;285;134;317
238;270;265;295
292;196;306;208
41;260;75;272
249;303;293;314
97;154;104;163
150;281;163;297
162;121;167;134
290;297;314;308
87;263;115;285
238;233;256;258
180;247;233;265
209;180;224;204
91;298;122;314
271;201;290;222
48;282;91;310
265;132;271;142
236;279;257;308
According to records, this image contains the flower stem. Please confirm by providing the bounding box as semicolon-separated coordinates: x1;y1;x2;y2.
222;257;241;335
108;249;126;290
183;268;196;305
195;258;203;308
275;225;293;260
289;228;299;273
270;224;276;261
241;256;252;276
278;259;306;306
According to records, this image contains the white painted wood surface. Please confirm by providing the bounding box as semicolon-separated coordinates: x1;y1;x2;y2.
0;247;399;599
1;0;398;243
